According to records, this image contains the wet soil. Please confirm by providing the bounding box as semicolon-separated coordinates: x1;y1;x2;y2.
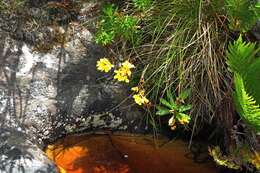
45;133;218;173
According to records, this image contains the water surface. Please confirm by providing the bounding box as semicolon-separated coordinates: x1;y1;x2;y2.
45;133;218;173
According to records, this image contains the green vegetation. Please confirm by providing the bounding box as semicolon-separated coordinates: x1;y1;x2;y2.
156;89;192;130
225;0;260;31
234;74;260;132
95;4;138;45
95;0;260;171
227;36;260;105
1;0;259;172
132;0;153;10
209;146;260;170
227;36;260;132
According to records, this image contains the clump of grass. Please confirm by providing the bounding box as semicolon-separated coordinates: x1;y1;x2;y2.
94;0;233;143
125;0;232;138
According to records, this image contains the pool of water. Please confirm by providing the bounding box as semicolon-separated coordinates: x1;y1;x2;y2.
45;133;218;173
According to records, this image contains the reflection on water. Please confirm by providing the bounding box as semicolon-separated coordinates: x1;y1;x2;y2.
45;133;218;173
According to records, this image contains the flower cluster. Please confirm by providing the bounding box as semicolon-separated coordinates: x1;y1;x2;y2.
178;114;190;125
131;86;149;106
97;58;135;83
168;113;190;130
97;58;149;106
96;58;114;72
114;61;135;83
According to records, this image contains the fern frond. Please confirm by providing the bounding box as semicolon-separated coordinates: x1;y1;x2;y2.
234;74;260;132
245;59;260;105
226;36;256;75
226;36;260;105
227;36;260;132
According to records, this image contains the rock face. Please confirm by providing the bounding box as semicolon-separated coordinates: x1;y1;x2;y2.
0;1;146;172
0;127;58;173
0;18;145;146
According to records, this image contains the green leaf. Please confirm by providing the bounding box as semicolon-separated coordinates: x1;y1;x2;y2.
226;36;260;105
160;98;176;109
119;15;137;39
166;89;176;105
233;74;260;132
226;36;260;132
156;106;171;116
102;4;116;17
95;31;115;45
179;104;192;112
226;35;256;75
178;88;191;100
245;58;260;105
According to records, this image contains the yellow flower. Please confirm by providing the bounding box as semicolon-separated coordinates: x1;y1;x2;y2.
114;60;135;83
139;89;145;95
168;116;175;126
133;94;143;105
178;117;189;125
142;96;149;104
122;60;135;69
251;152;260;169
96;58;114;72
131;86;139;92
133;92;149;106
168;116;177;130
114;69;130;83
178;114;190;125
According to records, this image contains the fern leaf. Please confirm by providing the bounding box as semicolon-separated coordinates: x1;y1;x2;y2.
234;74;260;132
245;59;260;105
226;36;256;75
227;36;260;105
227;36;260;132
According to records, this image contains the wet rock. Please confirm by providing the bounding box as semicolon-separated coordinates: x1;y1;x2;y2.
0;1;147;172
0;127;58;173
0;0;146;145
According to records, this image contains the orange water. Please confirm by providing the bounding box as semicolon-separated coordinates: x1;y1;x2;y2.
45;133;218;173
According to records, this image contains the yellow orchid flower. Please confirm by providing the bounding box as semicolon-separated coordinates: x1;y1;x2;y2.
177;114;190;125
114;60;135;83
178;117;189;125
131;85;149;106
122;60;135;69
168;116;177;130
133;94;144;105
96;58;114;72
131;86;139;92
114;69;130;83
133;94;149;105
